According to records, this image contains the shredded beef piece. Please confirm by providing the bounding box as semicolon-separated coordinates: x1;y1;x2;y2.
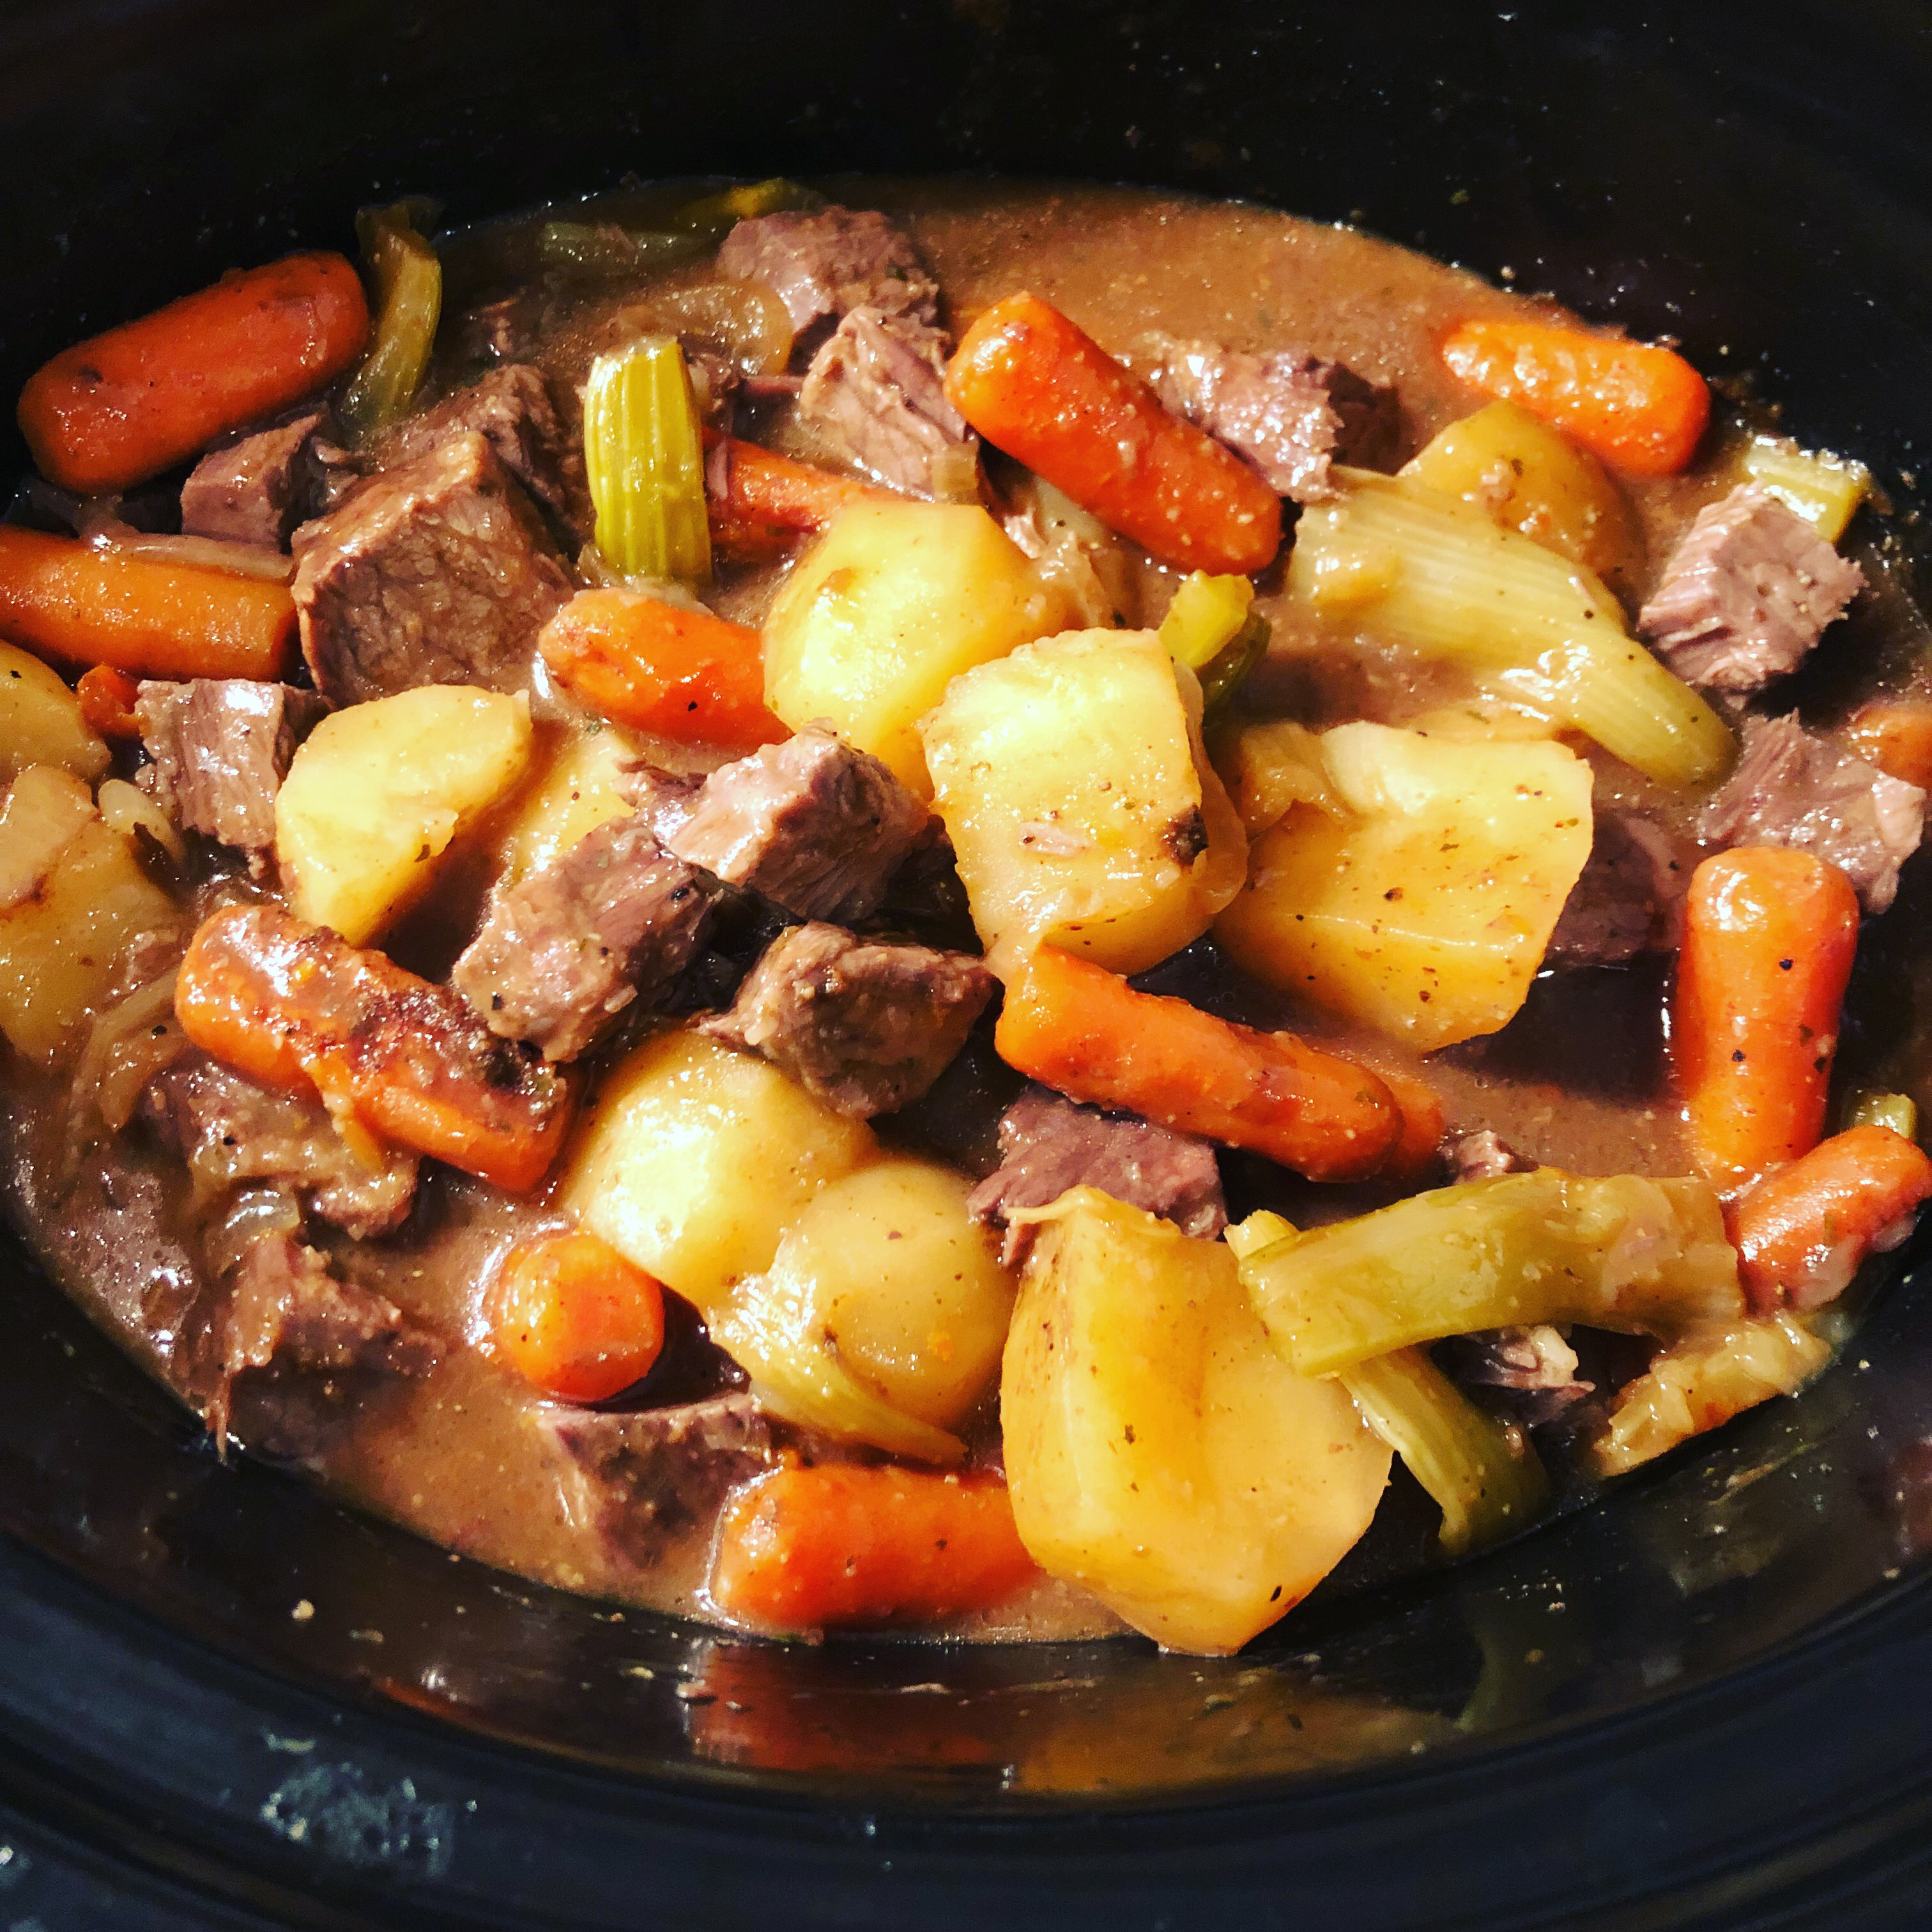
134;678;327;870
967;1086;1227;1267
1639;484;1865;693
144;1050;420;1238
663;724;928;922
1698;713;1925;912
701;923;994;1117
180;406;330;550
1140;334;1400;501
452;816;721;1062
1438;1324;1593;1429
716;206;940;345
1443;1128;1537;1183
457;294;537;364
1546;810;1690;969
798;307;977;498
291;432;571;707
543;1395;779;1568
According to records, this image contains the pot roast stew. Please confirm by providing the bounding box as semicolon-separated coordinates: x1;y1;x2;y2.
4;177;1929;1655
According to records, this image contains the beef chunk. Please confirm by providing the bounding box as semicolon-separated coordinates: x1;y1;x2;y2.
291;432;571;707
1141;334;1401;502
1545;810;1690;969
1443;1128;1536;1182
1639;484;1865;692
543;1395;779;1568
967;1086;1227;1267
716;207;940;343
1436;1324;1591;1429
618;762;705;842
798;308;977;498
134;678;327;870
701;923;994;1117
180;406;329;550
144;1051;420;1238
452;816;721;1061
664;724;928;921
1698;713;1925;912
369;365;585;538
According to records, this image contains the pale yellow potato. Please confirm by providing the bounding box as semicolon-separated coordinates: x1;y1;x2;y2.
1215;721;1593;1051
275;686;533;944
0;764;97;907
563;1029;877;1313
0;642;108;786
1400;399;1644;595
921;629;1246;979
762;499;1071;795
1000;1190;1390;1655
1215;717;1340;836
489;723;639;889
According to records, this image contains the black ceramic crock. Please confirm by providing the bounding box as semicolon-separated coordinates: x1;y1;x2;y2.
8;3;1932;1924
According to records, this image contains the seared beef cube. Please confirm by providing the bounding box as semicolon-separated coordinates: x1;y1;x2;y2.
1443;1128;1536;1182
134;677;327;869
452;817;721;1061
144;1051;420;1238
179;406;328;549
798;308;977;498
1545;810;1689;969
1141;334;1401;501
291;432;571;707
543;1395;778;1568
967;1086;1227;1266
1436;1324;1591;1429
664;724;928;922
701;923;995;1117
618;762;705;843
716;206;940;342
370;364;585;537
1639;484;1864;692
1698;713;1925;912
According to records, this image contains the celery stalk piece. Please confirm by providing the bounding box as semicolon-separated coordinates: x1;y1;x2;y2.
537;222;707;280
673;177;824;233
1236;1167;1743;1376
1848;1089;1920;1140
339;203;443;438
1342;1348;1549;1556
1223;1209;1298;1262
582;335;712;583
1160;571;1255;670
1287;470;1732;786
1739;434;1870;546
1197;610;1269;719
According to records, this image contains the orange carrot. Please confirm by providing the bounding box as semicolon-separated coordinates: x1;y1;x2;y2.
703;431;889;559
491;1230;664;1401
75;664;142;739
538;588;786;751
1441;317;1710;477
1674;848;1860;1193
17;252;369;494
995;945;1402;1183
1844;700;1932;790
1729;1124;1932;1312
944;292;1283;573
175;903;574;1193
0;527;296;681
710;1466;1037;1632
1365;1061;1448;1184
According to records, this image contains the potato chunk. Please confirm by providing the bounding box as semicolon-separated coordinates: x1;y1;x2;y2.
761;499;1070;795
922;629;1246;978
1215;721;1592;1050
563;1029;877;1310
275;685;533;944
0;641;108;786
489;722;639;890
1001;1189;1390;1654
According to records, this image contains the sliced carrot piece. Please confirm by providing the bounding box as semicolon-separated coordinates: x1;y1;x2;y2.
703;431;891;560
492;1231;665;1401
75;664;143;739
1844;700;1932;791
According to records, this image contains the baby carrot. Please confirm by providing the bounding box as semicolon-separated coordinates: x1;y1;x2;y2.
995;945;1401;1183
538;588;786;751
75;664;142;739
1844;700;1932;790
1673;848;1860;1193
710;1466;1037;1632
1441;316;1710;478
0;527;296;681
175;903;574;1193
492;1230;665;1401
18;252;369;494
944;293;1283;573
703;431;889;559
1729;1124;1932;1312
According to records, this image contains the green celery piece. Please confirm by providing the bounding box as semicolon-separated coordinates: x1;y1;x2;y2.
673;177;824;234
1197;609;1269;719
339;202;442;438
583;335;712;583
1160;570;1254;670
1342;1348;1549;1558
1848;1089;1919;1140
1237;1168;1742;1376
